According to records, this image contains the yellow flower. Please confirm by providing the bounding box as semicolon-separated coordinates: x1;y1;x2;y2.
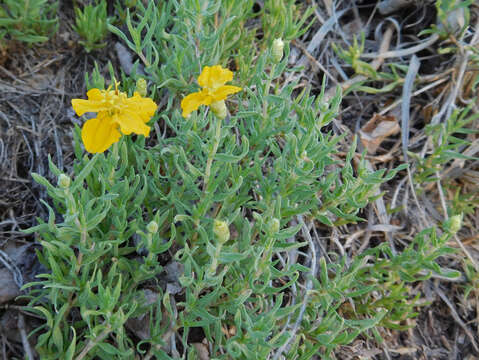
71;83;157;153
181;65;242;118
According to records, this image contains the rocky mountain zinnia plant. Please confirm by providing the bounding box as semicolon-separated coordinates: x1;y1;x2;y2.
23;1;459;359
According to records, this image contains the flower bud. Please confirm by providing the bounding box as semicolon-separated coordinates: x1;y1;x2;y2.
135;78;148;97
447;215;462;234
146;221;159;234
272;38;284;63
213;219;230;243
269;218;280;234
210;100;227;119
58;174;71;188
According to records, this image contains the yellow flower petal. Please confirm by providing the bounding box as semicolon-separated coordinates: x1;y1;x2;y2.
81;113;121;153
198;65;233;91
87;88;105;101
128;93;158;122
211;85;242;102
181;90;212;117
71;89;108;116
115;112;151;137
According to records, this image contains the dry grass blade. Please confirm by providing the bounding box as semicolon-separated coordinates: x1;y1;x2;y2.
401;54;428;227
378;77;450;116
292;39;339;86
302;8;348;60
0;250;23;288
378;0;417;15
361;34;439;59
401;54;420;162
17;314;34;360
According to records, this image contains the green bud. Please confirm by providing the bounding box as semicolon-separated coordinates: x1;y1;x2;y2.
269;218;280;234
213;219;230;243
272;38;284;63
58;174;71;188
210;100;227;119
146;221;159;234
448;215;462;234
135;78;148;97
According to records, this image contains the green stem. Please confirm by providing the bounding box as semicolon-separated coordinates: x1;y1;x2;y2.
207;242;223;277
60;187;88;323
203;116;223;192
76;323;112;360
262;63;277;122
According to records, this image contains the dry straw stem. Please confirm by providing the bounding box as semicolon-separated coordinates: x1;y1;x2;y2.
17;314;34;360
292;39;339;87
402;55;429;229
378;76;451;116
75;324;112;360
360;34;439;60
435;283;479;352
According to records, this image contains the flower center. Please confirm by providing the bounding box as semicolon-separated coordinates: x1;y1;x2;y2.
205;83;221;93
102;89;128;115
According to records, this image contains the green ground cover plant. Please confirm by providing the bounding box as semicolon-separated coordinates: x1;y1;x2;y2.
0;0;58;45
0;0;474;359
0;0;479;360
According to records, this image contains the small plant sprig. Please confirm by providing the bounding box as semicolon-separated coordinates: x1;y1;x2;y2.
113;0;138;24
0;0;58;44
333;34;378;80
332;33;410;95
74;0;111;53
412;105;479;186
262;0;315;45
421;0;472;39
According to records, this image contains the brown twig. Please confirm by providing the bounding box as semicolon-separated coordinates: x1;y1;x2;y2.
1;333;7;360
17;314;34;360
75;324;111;360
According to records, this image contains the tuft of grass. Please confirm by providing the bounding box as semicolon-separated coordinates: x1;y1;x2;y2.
73;0;111;53
0;0;58;45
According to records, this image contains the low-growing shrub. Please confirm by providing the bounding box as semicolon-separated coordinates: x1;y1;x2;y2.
22;1;462;358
